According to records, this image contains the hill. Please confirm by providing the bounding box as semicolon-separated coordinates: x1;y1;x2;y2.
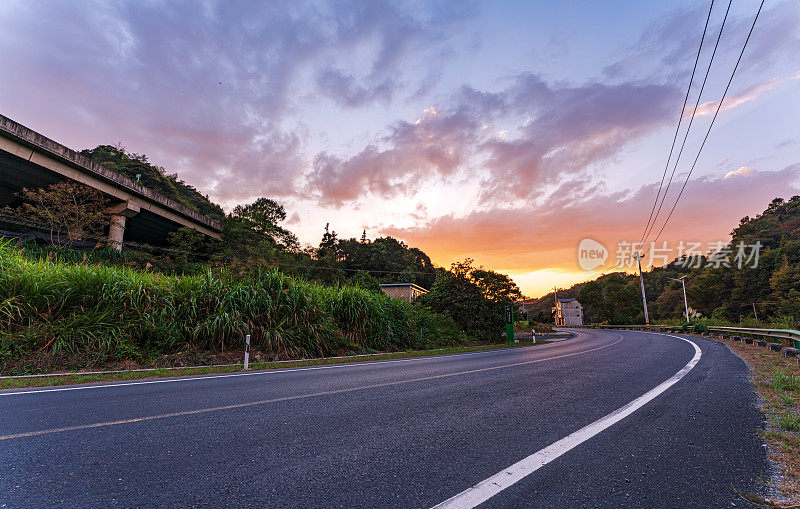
80;145;224;222
530;196;800;325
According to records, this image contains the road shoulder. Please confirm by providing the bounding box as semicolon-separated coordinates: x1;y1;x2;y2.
0;336;576;391
702;334;800;507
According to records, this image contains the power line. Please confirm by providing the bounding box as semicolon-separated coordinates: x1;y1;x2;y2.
0;212;443;276
551;268;618;299
645;0;765;256
641;0;732;247
639;0;715;246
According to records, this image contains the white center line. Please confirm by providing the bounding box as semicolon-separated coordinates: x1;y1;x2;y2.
431;333;701;509
1;334;587;396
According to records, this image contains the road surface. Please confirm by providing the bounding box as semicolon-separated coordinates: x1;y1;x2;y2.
1;329;768;507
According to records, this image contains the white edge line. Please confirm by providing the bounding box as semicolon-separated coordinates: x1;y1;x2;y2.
1;335;584;397
431;332;701;509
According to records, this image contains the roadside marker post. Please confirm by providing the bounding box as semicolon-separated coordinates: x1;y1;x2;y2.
244;334;250;370
505;306;514;345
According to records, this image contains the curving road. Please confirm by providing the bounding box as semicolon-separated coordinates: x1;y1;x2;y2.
1;329;768;507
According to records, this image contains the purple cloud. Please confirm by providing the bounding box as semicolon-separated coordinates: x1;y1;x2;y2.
305;74;679;205
0;0;474;204
306;106;479;205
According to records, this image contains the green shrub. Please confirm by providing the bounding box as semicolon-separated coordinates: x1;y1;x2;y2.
0;242;462;371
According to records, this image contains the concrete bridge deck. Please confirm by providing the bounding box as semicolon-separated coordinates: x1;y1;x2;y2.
0;114;221;248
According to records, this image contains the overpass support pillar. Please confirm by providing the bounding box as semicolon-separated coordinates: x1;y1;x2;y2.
108;201;140;250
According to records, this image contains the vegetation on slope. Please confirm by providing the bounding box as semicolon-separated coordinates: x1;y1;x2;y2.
0;147;528;361
525;196;800;326
80;145;225;222
0;242;462;375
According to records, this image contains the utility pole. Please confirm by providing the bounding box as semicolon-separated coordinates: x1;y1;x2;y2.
752;302;759;321
668;275;689;323
634;251;650;325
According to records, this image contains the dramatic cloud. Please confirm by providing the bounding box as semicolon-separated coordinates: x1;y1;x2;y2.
0;0;473;203
479;76;679;201
383;164;800;273
304;73;680;205
305;106;480;205
2;0;797;295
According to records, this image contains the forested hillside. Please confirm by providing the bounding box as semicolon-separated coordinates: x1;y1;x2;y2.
526;196;800;326
80;145;225;222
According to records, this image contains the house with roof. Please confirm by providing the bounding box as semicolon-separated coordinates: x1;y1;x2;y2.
554;298;583;326
379;283;428;302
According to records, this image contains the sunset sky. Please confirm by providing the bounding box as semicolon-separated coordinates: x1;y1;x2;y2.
1;0;798;297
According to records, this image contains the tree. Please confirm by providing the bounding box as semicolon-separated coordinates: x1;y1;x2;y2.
415;259;515;340
318;223;338;259
579;274;641;324
471;268;523;304
3;181;109;242
417;270;492;337
167;226;206;272
216;198;298;270
229;198;298;250
314;223;343;284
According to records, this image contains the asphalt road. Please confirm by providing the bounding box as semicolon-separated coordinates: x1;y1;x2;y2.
1;329;769;508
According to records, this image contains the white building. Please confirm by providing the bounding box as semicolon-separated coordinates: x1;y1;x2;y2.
555;298;583;326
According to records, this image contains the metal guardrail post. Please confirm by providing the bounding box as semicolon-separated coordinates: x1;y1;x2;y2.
585;323;800;350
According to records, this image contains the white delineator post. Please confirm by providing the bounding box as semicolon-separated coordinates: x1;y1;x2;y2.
244;334;250;370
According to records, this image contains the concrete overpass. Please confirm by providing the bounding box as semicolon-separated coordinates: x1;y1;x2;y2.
0;114;221;248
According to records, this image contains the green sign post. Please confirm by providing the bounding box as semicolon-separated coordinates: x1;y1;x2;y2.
505;306;514;344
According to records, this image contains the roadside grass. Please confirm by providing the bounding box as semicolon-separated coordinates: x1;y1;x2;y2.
773;369;800;392
0;338;553;390
0;240;477;374
775;412;800;432
705;334;800;507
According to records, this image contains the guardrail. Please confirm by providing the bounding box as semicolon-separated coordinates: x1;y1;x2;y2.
574;324;800;350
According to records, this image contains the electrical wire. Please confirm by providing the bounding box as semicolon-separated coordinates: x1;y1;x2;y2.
641;0;733;248
0;212;443;276
644;0;765;257
639;0;715;246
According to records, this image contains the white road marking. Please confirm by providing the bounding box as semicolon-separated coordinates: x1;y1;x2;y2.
1;334;586;397
432;333;701;509
0;334;618;440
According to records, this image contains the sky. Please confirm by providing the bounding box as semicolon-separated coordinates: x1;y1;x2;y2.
1;0;798;297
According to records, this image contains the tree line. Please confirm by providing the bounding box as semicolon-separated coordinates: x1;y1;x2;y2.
0;145;525;340
524;196;800;327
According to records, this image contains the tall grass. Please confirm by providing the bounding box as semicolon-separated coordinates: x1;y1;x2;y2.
773;369;800;392
0;243;460;370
